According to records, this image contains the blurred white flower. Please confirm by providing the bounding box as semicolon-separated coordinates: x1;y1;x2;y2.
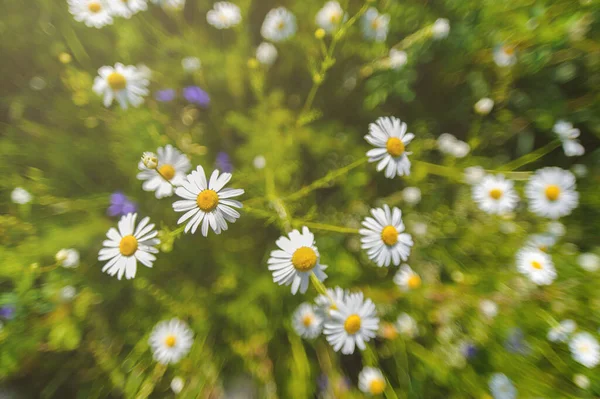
431;18;450;39
547;221;566;237
577;253;599;272
361;7;389;42
572;164;588;178
170;377;185;394
412;222;428;236
138;145;191;198
358;367;386;395
516;247;556;286
365;116;414;178
11;187;32;204
526;167;579;219
437;133;470;158
526;234;556;252
56;248;80;268
149;319;193;364
315;1;346;34
93;63;150;109
479;299;498;319
573;374;590;389
68;0;113;28
252;155;267;169
394;264;421;291
107;0;147;18
256;42;277;66
553;120;585;157
463;166;486;185
261;7;296;42
548;319;577;343
315;286;346;319
206;2;241;29
493;45;517;67
292;303;323;339
489;373;516;399
472;174;519;215
181;56;201;72
396;313;418;338
150;0;185;11
323;291;379;354
570;332;600;368
60;285;77;302
402;187;421;205
474;98;494;115
388;49;407;70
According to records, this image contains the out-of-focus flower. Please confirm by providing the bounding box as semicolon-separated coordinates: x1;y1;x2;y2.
138;145;191;199
464;166;486;185
98;213;160;280
460;341;478;359
525;234;556;253
402;187;421;205
60;285;77;302
412;221;428;236
480;299;498;319
0;306;16;320
150;0;185;11
547;221;566;237
516;247;556;286
437;133;470;158
474;98;494;115
181;56;201;72
493;45;517;67
261;7;296;42
256;42;277;66
171;377;185;394
504;327;530;355
323;291;379;354
206;2;241;29
388;49;407;70
292;303;323;339
489;373;516;399
56;248;80;268
253;155;266;169
572;164;588;178
525;167;579;219
108;192;137;217
215;152;233;173
149;319;193;364
431;18;450;39
358;367;386;395
183;86;210;107
548;319;576;343
107;0;147;18
141;152;158;169
315;286;346;319
361;7;389;42
359;205;413;267
11;187;32;204
578;253;599;272
573;374;590;389
93;63;150;109
68;0;113;28
396;313;418;338
365;116;414;178
553;120;585;157
472;174;519;215
154;89;176;102
315;1;346;34
394;264;421;291
569;332;600;368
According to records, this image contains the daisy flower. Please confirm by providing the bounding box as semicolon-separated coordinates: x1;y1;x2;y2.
148;319;193;364
170;377;185;394
267;227;328;295
323;291;379;354
92;63;150;109
431;18;450;39
388;49;407;70
479;299;498;319
107;0;147;18
11;187;32;204
493;45;517;67
525;167;579;219
206;2;241;29
172;166;244;236
261;7;296;42
181;56;201;72
292;303;323;339
548;319;577;343
396;313;418;338
150;0;185;10
315;1;346;34
463;166;486;185
68;0;113;28
394;264;422;291
474;98;494;115
56;248;80;268
437;133;470;158
488;373;516;399
515;247;556;286
361;8;389;42
256;42;277;66
526;233;556;252
359;205;413;267
358;367;386;396
365;116;414;178
98;213;160;280
472;174;519;215
137;145;191;199
315;286;347;319
569;332;600;368
553;120;585;157
578;253;600;272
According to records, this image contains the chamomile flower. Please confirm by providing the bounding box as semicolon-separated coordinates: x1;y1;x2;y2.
569;332;600;368
548;319;577;343
479;299;499;319
315;286;347;319
437;133;470;158
56;248;80;268
553;120;585;157
515;247;556;286
388;49;408;70
464;166;486;185
323;291;379;354
137;145;191;199
394;264;422;291
172;166;244;236
525;167;579;219
68;0;113;28
361;8;389;42
472;174;519;215
489;373;516;399
148;319;193;365
107;0;147;18
526;234;556;252
402;187;421;205
261;7;296;42
292;303;323;339
358;367;386;396
181;56;201;72
431;18;450;39
92;63;150;109
396;313;418;338
315;1;346;34
170;377;185;394
474;98;494;115
359;205;413;267
206;2;241;29
150;0;185;10
493;45;517;67
11;187;32;204
578;253;599;272
98;213;160;280
365;116;414;178
267;227;328;295
256;42;277;66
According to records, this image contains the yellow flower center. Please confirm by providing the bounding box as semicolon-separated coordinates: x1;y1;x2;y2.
119;235;138;257
386;137;405;157
291;247;318;272
371;19;380;29
302;314;313;327
531;261;543;270
277;21;286;31
330;13;341;24
158;164;175;181
107;72;127;91
408;274;421;289
489;188;503;200
196;189;219;212
381;225;398;246
545;184;561;201
344;314;361;334
369;378;386;395
88;2;102;13
539;245;548;252
164;335;177;347
381;323;398;340
504;46;515;55
580;344;590;353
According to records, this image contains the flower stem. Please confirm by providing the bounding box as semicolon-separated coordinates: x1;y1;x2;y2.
310;272;329;297
495;140;561;172
292;220;359;234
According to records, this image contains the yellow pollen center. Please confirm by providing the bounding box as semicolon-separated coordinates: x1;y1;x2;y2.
164;335;176;347
158;164;175;181
344;314;361;334
580;344;589;353
504;46;515;55
386;137;405;157
291;247;318;272
369;379;386;395
119;235;138;256
545;185;561;201
381;225;398;246
539;245;548;252
277;21;285;30
371;19;380;29
330;13;340;23
302;314;313;327
88;2;102;12
408;275;421;289
196;190;219;212
489;188;503;200
107;72;127;91
531;261;543;270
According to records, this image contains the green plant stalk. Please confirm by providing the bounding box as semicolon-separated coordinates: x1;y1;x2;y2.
134;363;166;399
495;140;561;171
292;220;359;234
310;272;330;297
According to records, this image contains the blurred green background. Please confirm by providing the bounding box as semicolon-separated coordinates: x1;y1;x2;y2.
1;0;600;397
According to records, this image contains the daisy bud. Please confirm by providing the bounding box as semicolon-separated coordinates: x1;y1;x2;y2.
141;152;158;169
315;28;326;39
474;98;494;115
171;377;185;394
432;18;450;39
573;374;590;389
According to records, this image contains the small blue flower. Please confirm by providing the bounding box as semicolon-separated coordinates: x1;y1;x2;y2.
155;89;176;102
461;341;478;359
107;192;137;217
504;327;530;355
183;86;210;107
215;152;233;173
0;305;15;320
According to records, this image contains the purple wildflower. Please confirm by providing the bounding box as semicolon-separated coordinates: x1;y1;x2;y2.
155;89;176;102
0;305;15;320
215;152;233;173
107;192;137;217
183;86;210;107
